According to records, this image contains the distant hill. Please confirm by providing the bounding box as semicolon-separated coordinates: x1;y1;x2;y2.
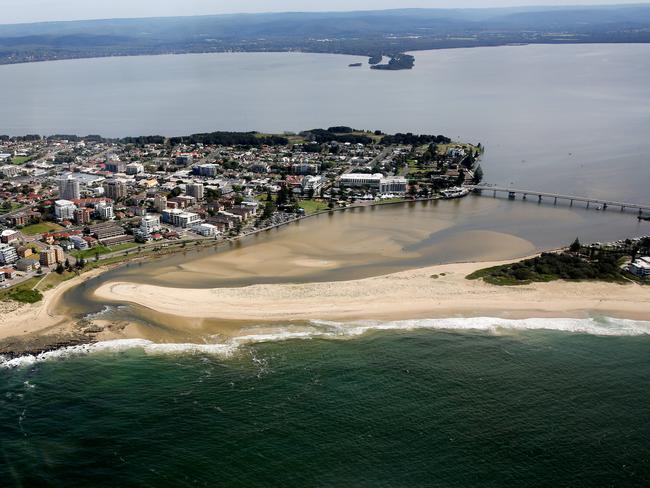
1;5;650;67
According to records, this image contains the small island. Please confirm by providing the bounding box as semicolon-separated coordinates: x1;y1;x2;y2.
370;53;415;71
348;62;363;68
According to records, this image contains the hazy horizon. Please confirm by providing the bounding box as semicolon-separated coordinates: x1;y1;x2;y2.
3;1;650;25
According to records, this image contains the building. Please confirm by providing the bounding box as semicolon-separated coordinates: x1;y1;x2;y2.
140;215;162;235
0;244;19;265
52;245;65;264
39;247;57;267
126;163;144;175
54;200;77;221
58;176;81;200
302;175;326;194
339;173;383;189
95;201;114;220
154;194;168;213
162;209;201;228
186;183;204;201
379;176;408;194
16;258;39;272
1;229;20;244
90;222;125;241
196;164;219;177
70;235;89;250
74;207;92;225
176;155;193;166
105;160;126;173
103;179;127;201
192;223;218;237
292;163;320;175
629;257;650;278
0;165;20;178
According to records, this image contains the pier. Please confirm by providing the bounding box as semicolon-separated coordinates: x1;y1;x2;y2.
470;185;650;215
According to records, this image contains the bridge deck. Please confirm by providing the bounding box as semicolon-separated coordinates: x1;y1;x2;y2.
471;186;650;211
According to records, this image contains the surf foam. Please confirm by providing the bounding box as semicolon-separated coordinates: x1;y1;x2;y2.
2;317;648;369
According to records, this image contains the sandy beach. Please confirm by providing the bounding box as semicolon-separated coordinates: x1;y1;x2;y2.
94;259;650;323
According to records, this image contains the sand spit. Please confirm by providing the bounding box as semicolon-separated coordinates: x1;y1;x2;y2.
95;260;650;323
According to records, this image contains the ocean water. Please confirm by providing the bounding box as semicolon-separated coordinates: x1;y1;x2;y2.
2;320;649;487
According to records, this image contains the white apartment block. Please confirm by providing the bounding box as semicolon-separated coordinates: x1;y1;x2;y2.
54;200;77;221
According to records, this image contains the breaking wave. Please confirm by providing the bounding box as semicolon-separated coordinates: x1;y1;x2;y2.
2;316;649;369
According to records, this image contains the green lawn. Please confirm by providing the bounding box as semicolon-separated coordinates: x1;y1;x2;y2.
11;156;33;165
35;271;77;291
20;222;65;236
73;242;139;260
298;199;330;214
0;277;43;303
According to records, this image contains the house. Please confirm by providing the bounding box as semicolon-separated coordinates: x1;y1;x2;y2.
0;268;17;279
16;258;40;272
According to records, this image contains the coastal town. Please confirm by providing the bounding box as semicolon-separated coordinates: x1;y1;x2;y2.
0;128;484;296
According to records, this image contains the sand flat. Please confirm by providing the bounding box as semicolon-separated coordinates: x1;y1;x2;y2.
94;260;650;323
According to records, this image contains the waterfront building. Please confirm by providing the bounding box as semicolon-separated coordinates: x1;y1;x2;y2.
0;244;19;265
39;248;57;267
162;209;201;228
301;175;326;193
140;215;162;235
16;258;39;272
379;176;408;194
54;200;77;221
192;223;218;237
90;222;126;241
339;173;384;189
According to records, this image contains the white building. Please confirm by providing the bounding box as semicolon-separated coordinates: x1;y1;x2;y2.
162;209;201;228
629;257;650;278
0;244;19;265
58;176;81;200
95;202;115;220
302;175;326;193
140;215;162;235
339;173;383;189
192;223;218;237
379;176;408;194
54;200;77;221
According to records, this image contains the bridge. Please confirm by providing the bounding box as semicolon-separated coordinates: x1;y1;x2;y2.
470;185;650;214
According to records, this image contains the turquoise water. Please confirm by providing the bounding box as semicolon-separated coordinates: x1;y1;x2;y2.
2;328;649;487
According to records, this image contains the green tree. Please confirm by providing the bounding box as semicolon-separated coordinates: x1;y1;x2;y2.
570;238;581;253
55;263;65;275
473;165;484;184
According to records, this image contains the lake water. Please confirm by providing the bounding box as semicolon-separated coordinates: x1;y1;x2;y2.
1;44;650;201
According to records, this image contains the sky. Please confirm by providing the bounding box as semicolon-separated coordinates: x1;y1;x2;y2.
3;0;649;24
